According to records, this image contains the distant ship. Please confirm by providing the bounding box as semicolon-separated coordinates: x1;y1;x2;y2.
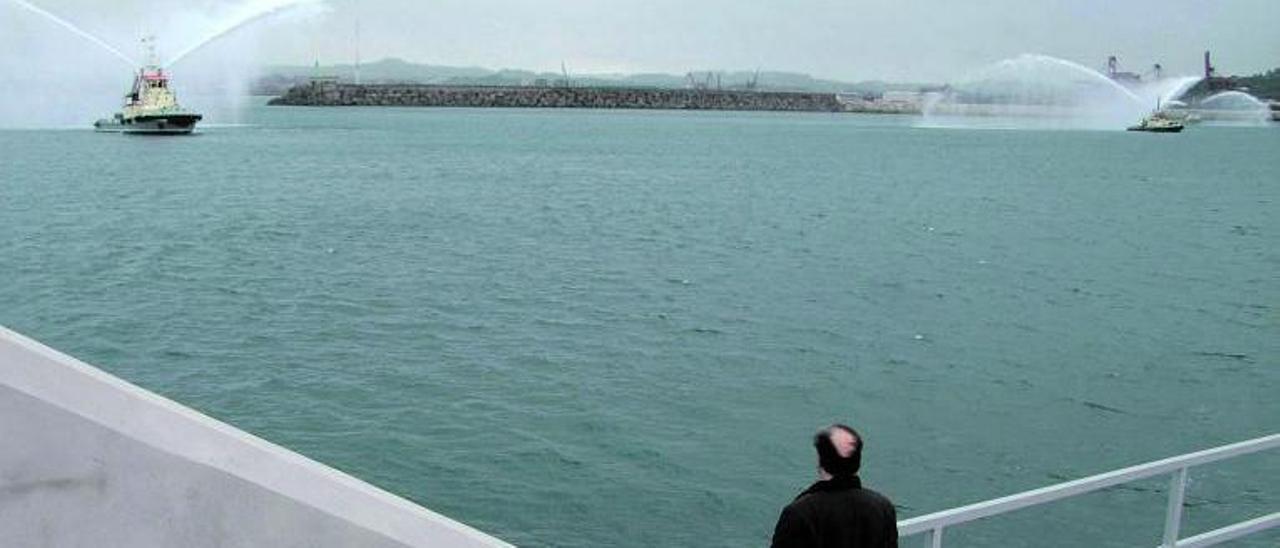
95;40;202;135
1127;100;1184;133
1127;114;1184;133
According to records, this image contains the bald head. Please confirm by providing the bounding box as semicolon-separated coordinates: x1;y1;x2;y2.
814;424;862;478
829;427;858;457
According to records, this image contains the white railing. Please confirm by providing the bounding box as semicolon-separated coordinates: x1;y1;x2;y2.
897;433;1280;547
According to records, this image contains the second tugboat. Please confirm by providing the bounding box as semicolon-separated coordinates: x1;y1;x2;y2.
1127;99;1184;133
1127;112;1185;133
95;38;202;135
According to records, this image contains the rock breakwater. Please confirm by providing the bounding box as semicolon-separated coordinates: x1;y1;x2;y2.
269;81;845;112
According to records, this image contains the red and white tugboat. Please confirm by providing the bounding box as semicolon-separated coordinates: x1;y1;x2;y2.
94;38;202;135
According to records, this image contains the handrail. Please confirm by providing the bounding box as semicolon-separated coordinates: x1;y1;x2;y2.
897;433;1280;547
1176;512;1280;548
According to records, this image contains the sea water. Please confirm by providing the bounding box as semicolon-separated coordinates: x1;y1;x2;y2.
1;104;1276;546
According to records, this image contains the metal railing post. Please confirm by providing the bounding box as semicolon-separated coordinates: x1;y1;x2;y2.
924;527;943;548
1162;467;1189;547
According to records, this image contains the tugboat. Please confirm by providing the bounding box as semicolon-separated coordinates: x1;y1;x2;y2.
1127;99;1184;133
1127;114;1185;133
94;38;202;135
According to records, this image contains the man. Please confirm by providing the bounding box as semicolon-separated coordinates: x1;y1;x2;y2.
771;424;898;548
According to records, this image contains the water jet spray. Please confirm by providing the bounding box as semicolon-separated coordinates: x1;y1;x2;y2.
167;0;330;67
5;0;138;66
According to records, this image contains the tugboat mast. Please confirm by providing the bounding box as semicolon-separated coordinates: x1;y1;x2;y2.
141;34;160;70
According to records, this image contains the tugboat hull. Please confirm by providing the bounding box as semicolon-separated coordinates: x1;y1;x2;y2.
95;113;202;135
1126;125;1183;133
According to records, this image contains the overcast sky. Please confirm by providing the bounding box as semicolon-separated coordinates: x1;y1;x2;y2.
6;0;1279;83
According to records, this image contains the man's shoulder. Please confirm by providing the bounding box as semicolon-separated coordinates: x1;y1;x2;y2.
773;481;898;548
854;487;896;509
790;483;895;511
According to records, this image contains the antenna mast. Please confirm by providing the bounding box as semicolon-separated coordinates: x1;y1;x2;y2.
141;35;159;68
354;18;362;84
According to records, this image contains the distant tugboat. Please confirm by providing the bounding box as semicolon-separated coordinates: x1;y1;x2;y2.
1127;99;1184;133
94;38;202;135
1127;114;1184;133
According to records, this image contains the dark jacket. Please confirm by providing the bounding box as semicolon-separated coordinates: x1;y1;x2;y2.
770;476;898;548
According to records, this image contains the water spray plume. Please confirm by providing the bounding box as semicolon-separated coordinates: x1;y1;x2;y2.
1196;90;1271;123
915;53;1261;130
1200;90;1269;110
988;54;1144;104
5;0;138;67
1159;76;1202;106
167;0;330;67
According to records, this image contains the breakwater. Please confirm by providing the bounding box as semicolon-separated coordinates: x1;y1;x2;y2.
269;81;845;112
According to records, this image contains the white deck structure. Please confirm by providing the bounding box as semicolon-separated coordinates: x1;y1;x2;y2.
0;326;512;548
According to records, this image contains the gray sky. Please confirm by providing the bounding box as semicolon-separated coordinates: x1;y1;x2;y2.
6;0;1280;82
288;0;1279;81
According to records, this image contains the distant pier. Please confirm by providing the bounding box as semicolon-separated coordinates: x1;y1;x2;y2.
270;80;852;112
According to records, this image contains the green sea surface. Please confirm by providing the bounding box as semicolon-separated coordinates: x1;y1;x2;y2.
2;104;1277;546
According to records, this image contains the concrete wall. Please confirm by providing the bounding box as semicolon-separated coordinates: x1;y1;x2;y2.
0;327;512;548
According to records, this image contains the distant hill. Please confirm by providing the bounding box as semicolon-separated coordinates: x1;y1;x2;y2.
1237;68;1280;101
254;58;933;96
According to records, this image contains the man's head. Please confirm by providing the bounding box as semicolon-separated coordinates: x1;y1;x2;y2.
813;424;861;478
